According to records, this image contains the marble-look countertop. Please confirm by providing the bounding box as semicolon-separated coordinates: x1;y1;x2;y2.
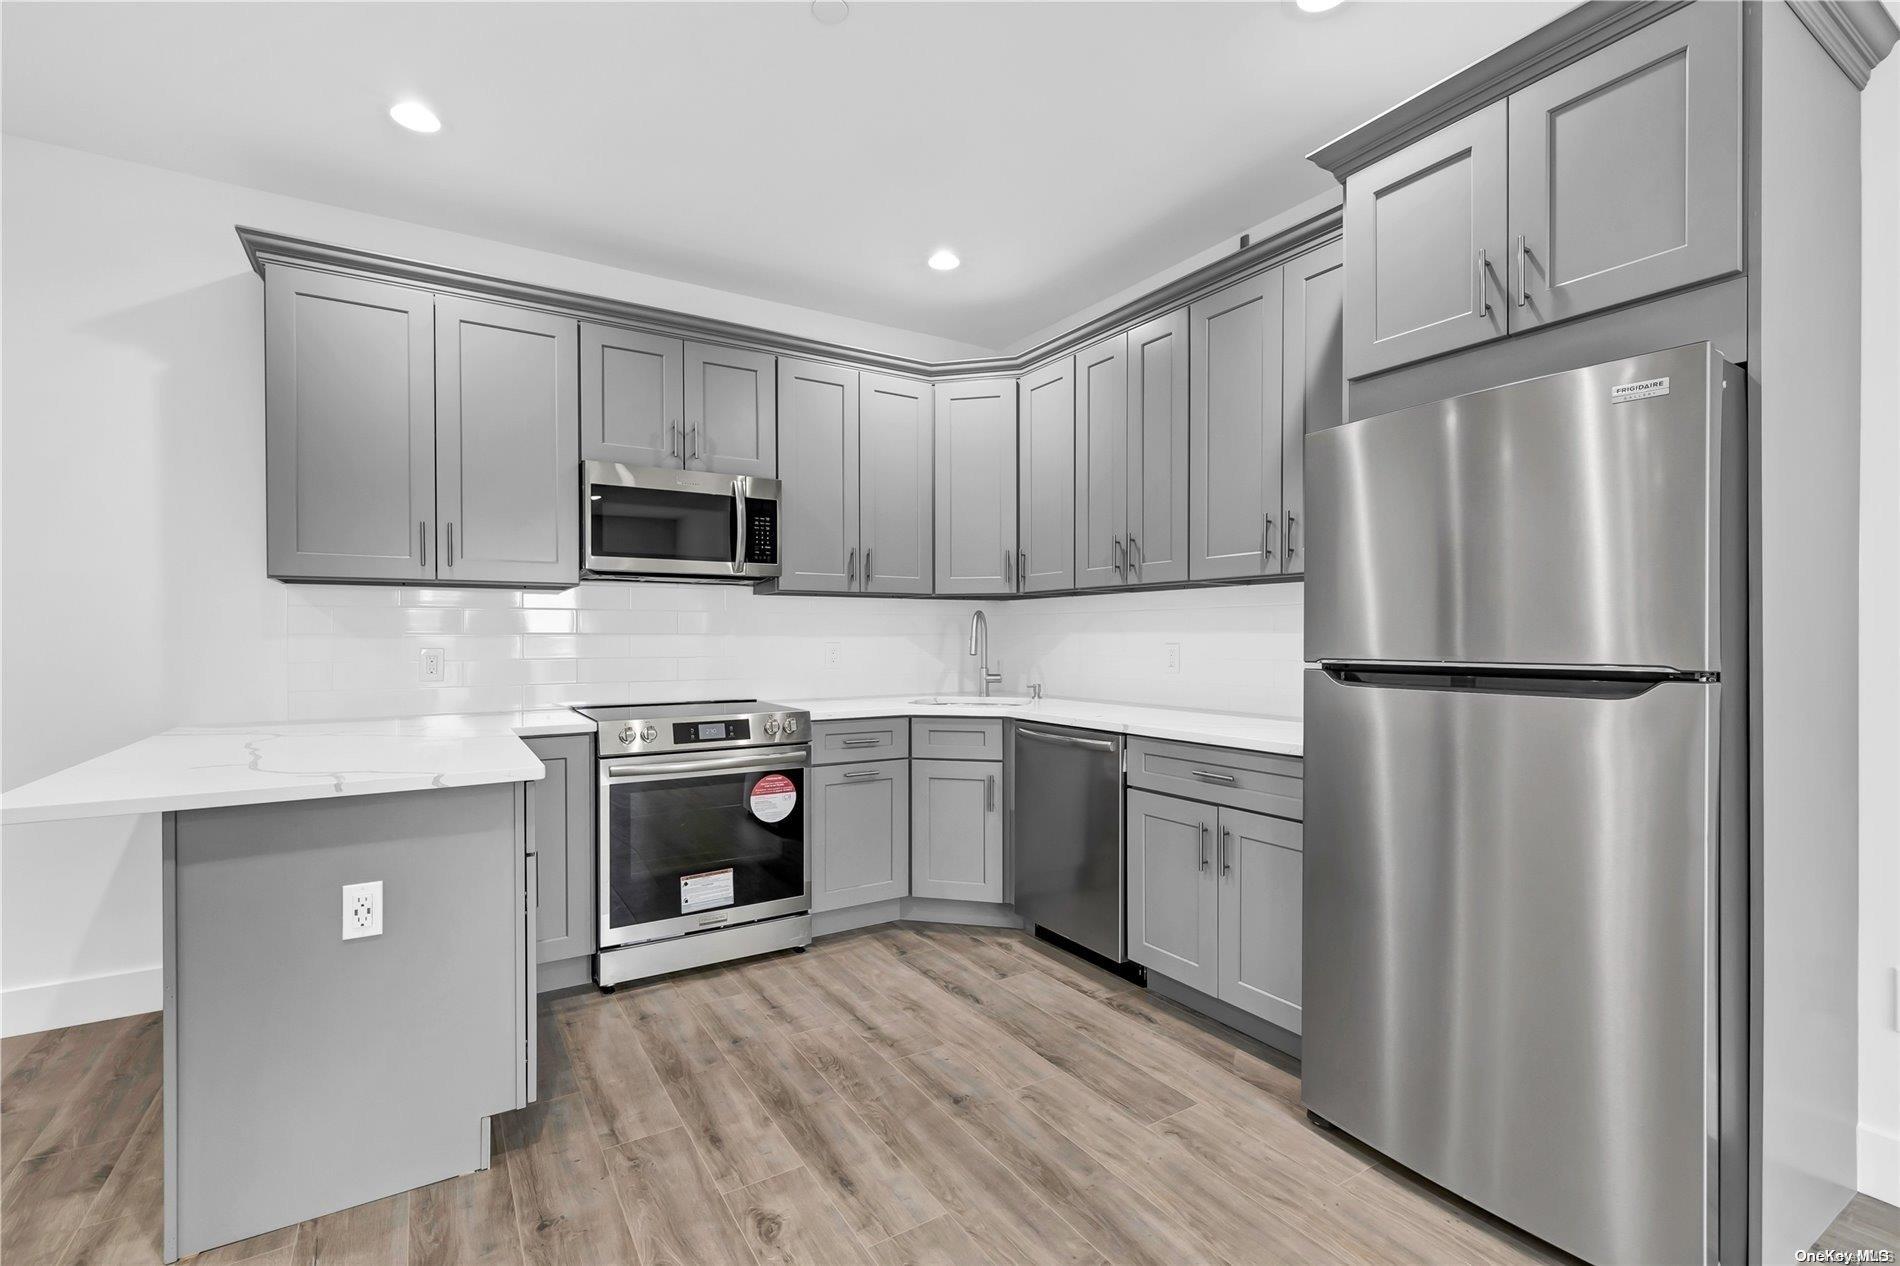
0;708;591;826
785;695;1304;757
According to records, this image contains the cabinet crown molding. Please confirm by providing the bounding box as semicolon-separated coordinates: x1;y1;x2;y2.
1786;0;1900;89
236;206;1340;383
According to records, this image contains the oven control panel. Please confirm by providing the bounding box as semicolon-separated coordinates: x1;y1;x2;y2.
590;704;810;758
674;719;750;745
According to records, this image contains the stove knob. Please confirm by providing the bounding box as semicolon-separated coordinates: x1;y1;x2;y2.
640;724;659;743
781;715;800;735
764;717;782;736
618;723;635;745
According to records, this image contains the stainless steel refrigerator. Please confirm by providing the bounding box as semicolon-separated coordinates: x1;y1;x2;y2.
1303;344;1748;1266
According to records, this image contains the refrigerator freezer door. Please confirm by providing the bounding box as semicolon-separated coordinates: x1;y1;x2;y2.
1306;344;1732;672
1303;667;1721;1266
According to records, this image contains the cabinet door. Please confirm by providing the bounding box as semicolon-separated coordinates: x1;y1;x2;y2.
1073;333;1128;590
1216;807;1302;1034
1125;308;1189;586
264;266;434;582
1507;2;1741;329
811;760;910;912
859;373;934;594
686;342;777;477
434;297;580;587
580;323;683;466
1125;789;1219;995
1343;100;1508;377
1189;269;1285;581
910;759;1004;902
524;735;596;966
1280;242;1344;577
932;379;1018;595
1017;357;1076;593
776;358;859;593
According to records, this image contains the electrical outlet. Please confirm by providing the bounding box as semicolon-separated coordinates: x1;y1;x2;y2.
824;641;842;670
1165;643;1181;673
419;648;445;684
342;881;383;940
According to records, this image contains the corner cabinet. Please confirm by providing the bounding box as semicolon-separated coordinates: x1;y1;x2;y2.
933;378;1018;596
1017;357;1076;593
911;758;1004;902
265;266;579;587
1342;1;1741;377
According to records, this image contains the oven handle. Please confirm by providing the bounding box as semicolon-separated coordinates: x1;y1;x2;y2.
605;748;809;779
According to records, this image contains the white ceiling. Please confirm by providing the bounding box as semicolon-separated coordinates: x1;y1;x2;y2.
1;1;1568;350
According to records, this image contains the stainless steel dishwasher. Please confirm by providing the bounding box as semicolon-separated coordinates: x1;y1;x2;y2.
1011;722;1125;961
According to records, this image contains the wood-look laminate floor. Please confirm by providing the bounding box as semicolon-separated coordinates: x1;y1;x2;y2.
3;923;1896;1265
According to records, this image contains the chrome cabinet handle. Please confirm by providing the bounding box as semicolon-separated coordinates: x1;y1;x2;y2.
669;419;681;460
1190;768;1237;784
839;737;882;748
690;421;703;462
1003;549;1014;589
986;774;997;812
1474;248;1490;318
847;546;857;589
731;480;748;575
419;521;428;567
1221;827;1233;877
446;523;454;568
1285;512;1298;561
1018;551;1026;593
1199;823;1211;871
1262;513;1275;566
1515;234;1529;308
842;769;881;780
1128;534;1142;582
1113;536;1125;581
864;549;873;588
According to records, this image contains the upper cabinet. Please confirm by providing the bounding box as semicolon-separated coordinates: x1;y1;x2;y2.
1073;332;1128;590
580;324;684;467
687;343;778;478
933;378;1018;596
1280;242;1345;576
1189;269;1285;580
1506;1;1742;330
1342;2;1741;378
1344;102;1509;378
1017;357;1076;593
265;267;435;582
776;357;859;594
858;373;934;594
1125;309;1190;586
266;267;578;588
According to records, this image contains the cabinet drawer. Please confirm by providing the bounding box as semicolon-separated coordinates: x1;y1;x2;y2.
810;718;910;765
1126;737;1302;819
910;718;1004;761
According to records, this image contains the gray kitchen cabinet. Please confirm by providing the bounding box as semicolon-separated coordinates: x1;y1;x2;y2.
777;357;859;593
1507;1;1741;330
524;734;595;968
811;759;910;911
1073;332;1127;590
580;323;685;466
686;342;777;477
1216;806;1302;1033
1280;242;1345;576
434;297;580;587
1017;357;1076;593
933;378;1018;595
1189;269;1286;580
264;265;435;582
1343;100;1509;377
859;372;935;594
1125;307;1190;585
1126;788;1219;995
910;758;1004;902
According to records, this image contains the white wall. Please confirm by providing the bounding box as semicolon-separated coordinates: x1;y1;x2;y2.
1858;41;1899;1206
0;138;983;1037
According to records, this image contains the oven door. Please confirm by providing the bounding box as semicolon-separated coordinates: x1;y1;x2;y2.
584;462;781;579
598;745;810;949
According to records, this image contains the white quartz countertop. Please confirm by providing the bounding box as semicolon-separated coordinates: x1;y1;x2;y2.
0;708;592;826
785;695;1304;757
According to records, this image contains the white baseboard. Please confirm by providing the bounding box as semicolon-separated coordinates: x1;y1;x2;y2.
1861;1122;1900;1205
1;967;162;1038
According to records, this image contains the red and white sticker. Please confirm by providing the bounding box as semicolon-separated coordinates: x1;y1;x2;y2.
748;773;797;823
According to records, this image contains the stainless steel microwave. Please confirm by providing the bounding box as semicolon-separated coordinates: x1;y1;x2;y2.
583;462;781;581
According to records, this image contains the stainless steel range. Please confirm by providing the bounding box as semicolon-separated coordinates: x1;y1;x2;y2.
576;700;812;988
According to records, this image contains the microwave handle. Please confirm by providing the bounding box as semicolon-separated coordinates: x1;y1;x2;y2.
732;479;748;575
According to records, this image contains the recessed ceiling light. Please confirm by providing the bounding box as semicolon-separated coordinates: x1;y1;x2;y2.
927;249;961;272
1295;0;1345;11
389;101;442;134
810;0;849;24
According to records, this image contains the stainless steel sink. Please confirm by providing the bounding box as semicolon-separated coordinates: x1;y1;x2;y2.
908;695;1035;707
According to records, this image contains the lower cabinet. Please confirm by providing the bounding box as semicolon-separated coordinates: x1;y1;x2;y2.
811;759;910;911
911;758;1004;902
524;734;596;970
1127;787;1303;1033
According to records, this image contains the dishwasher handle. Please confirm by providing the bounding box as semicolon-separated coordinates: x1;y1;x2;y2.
1016;726;1119;753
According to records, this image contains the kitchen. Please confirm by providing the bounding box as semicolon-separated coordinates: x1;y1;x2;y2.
1;2;1896;1265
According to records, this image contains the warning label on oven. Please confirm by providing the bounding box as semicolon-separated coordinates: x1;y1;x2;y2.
748;773;797;824
680;868;735;913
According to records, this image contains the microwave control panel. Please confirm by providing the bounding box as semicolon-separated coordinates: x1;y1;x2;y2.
745;499;778;565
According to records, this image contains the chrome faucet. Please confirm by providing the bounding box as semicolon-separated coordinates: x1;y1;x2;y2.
969;610;1004;697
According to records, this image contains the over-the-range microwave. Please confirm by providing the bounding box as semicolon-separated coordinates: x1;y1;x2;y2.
583;461;781;581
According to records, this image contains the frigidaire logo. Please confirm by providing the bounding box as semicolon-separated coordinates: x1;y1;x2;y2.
1611;377;1671;402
